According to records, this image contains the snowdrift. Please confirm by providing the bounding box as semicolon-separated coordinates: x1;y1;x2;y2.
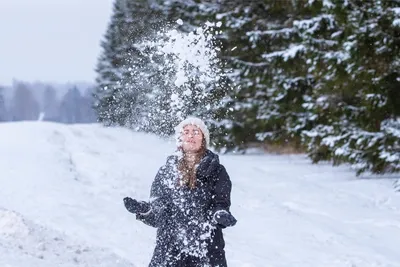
0;208;132;267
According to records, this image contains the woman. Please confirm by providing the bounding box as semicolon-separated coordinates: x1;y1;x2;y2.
123;117;237;267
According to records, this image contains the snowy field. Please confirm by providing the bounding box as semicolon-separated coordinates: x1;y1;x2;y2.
1;121;400;267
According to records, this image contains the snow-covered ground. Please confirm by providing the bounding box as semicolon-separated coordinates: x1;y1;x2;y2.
1;121;400;267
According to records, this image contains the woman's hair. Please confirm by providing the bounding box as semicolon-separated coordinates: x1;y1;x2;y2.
177;137;207;189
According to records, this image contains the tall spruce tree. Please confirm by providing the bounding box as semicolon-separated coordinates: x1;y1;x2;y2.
96;0;231;138
152;0;319;151
301;0;400;175
196;0;313;151
151;0;220;31
94;0;165;129
150;0;248;149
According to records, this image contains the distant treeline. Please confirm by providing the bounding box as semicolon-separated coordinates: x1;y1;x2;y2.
0;81;96;123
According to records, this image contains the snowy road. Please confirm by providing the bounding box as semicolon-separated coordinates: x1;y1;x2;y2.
1;122;399;266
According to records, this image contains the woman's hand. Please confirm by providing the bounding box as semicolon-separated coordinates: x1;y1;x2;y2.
212;210;237;228
123;197;150;214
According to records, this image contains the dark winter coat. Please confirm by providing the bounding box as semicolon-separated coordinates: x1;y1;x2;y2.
136;149;234;267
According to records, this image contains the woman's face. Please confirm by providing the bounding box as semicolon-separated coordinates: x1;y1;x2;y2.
181;124;204;153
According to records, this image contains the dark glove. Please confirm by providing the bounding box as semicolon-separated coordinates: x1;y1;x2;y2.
123;197;150;214
197;155;219;178
213;210;237;228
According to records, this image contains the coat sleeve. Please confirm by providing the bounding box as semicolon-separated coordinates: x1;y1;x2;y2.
136;167;169;228
212;164;232;213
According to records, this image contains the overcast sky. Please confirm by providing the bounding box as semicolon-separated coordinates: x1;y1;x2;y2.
0;0;114;86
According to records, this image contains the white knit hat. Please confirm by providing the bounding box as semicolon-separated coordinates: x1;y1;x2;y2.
174;116;210;148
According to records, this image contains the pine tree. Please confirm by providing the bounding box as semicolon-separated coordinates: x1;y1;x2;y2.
94;0;141;127
240;1;315;151
149;0;247;149
151;0;220;31
81;87;97;123
42;86;59;122
96;0;232;138
60;87;83;124
94;0;166;129
0;87;7;121
151;0;317;151
125;0;231;139
191;0;313;151
302;0;400;175
11;82;40;121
